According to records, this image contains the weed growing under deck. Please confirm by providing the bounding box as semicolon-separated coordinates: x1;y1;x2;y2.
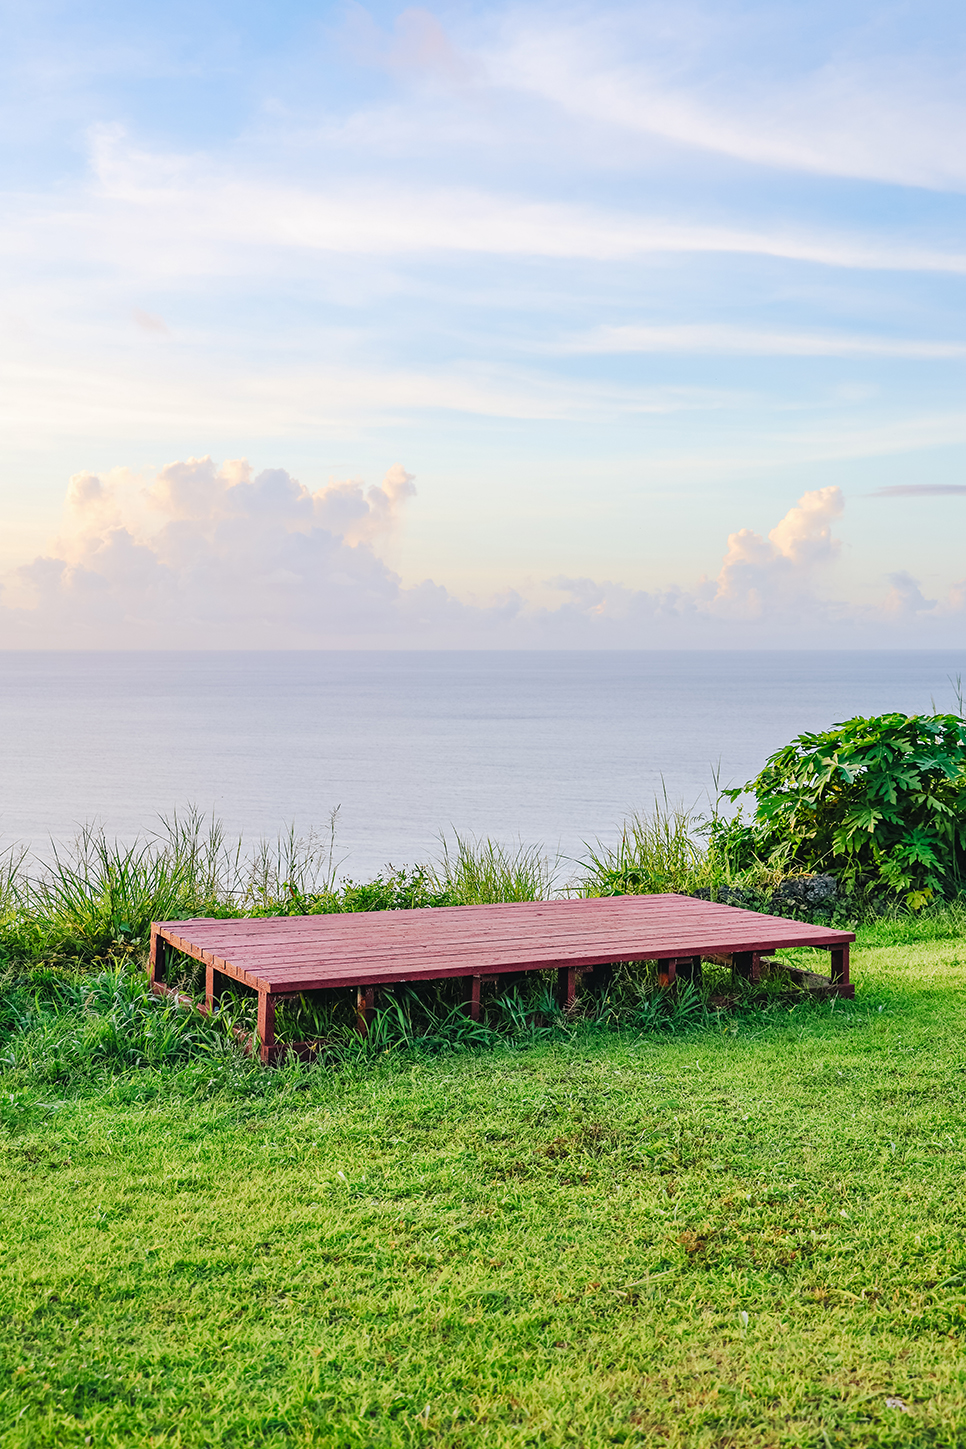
3;934;966;1447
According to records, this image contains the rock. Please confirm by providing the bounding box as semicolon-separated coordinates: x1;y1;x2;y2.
772;874;837;909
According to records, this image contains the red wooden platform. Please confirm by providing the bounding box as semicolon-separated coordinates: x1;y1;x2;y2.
149;894;854;1062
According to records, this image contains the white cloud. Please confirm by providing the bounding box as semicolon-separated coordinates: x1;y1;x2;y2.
564;325;966;360
2;464;963;648
2;458;421;646
883;570;938;617
700;486;843;622
490;8;966;192
2;128;959;289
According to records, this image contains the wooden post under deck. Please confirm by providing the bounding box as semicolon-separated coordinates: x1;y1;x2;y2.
257;993;276;1065
675;955;703;986
556;965;577;1011
148;928;165;992
205;962;228;1014
463;974;482;1021
657;957;676;988
830;943;850;990
732;951;761;985
355;985;375;1036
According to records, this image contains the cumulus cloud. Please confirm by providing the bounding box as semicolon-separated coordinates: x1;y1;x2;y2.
697;486;843;622
2;458;421;647
883;571;938;617
0;465;963;647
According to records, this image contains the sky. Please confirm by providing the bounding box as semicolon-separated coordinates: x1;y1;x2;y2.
1;0;965;647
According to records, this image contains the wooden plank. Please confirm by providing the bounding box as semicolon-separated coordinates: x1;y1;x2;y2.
156;895;852;949
160;914;852;955
173;925;850;969
205;915;846;955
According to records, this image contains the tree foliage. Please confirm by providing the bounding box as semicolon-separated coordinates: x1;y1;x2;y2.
733;712;966;904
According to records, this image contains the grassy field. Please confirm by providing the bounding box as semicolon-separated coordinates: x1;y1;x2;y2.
3;924;966;1447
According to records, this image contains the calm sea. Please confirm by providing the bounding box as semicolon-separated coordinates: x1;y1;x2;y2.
2;650;964;879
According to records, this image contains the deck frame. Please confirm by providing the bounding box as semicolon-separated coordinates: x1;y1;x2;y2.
148;894;854;1064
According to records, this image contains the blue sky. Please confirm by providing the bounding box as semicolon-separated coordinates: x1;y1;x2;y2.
1;0;965;645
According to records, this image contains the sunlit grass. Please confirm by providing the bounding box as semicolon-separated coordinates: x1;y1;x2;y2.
3;936;966;1446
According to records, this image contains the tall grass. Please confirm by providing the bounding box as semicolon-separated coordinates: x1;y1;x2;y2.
0;842;26;921
4;798;964;1077
1;792;959;994
432;832;557;903
0;965;231;1080
0;808;346;971
0;813;562;977
580;794;718;898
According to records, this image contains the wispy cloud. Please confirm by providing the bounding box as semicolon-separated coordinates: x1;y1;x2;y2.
563;325;966;359
0;128;952;287
491;6;966;191
872;484;966;497
2;0;966;627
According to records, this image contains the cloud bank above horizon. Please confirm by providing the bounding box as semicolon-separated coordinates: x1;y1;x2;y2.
3;458;962;647
1;0;965;641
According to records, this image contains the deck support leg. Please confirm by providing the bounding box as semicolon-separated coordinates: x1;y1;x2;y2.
657;957;676;989
732;951;761;986
830;944;852;996
463;975;482;1021
556;966;577;1012
355;985;375;1037
257;993;276;1066
149;930;166;993
205;963;227;1015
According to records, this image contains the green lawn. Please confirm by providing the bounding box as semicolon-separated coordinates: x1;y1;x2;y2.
3;936;966;1447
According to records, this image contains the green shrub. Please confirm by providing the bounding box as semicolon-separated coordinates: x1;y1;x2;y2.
732;712;966;905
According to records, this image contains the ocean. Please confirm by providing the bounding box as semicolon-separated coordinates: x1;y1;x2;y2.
2;650;965;880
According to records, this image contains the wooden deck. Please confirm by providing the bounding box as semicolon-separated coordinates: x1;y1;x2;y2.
149;894;854;1062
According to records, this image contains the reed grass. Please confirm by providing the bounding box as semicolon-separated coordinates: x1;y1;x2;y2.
580;795;716;898
431;832;557;904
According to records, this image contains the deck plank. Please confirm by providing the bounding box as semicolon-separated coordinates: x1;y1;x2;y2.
153;894;853;997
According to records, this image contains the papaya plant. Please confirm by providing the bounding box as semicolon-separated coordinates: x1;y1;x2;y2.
730;712;966;904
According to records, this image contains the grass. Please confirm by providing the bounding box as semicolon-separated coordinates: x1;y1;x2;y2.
580;796;717;898
3;927;966;1446
4;812;966;1443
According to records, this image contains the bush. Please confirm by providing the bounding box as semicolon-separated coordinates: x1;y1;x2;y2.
732;712;966;905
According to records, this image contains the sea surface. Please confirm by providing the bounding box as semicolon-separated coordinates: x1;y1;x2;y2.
2;650;965;881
